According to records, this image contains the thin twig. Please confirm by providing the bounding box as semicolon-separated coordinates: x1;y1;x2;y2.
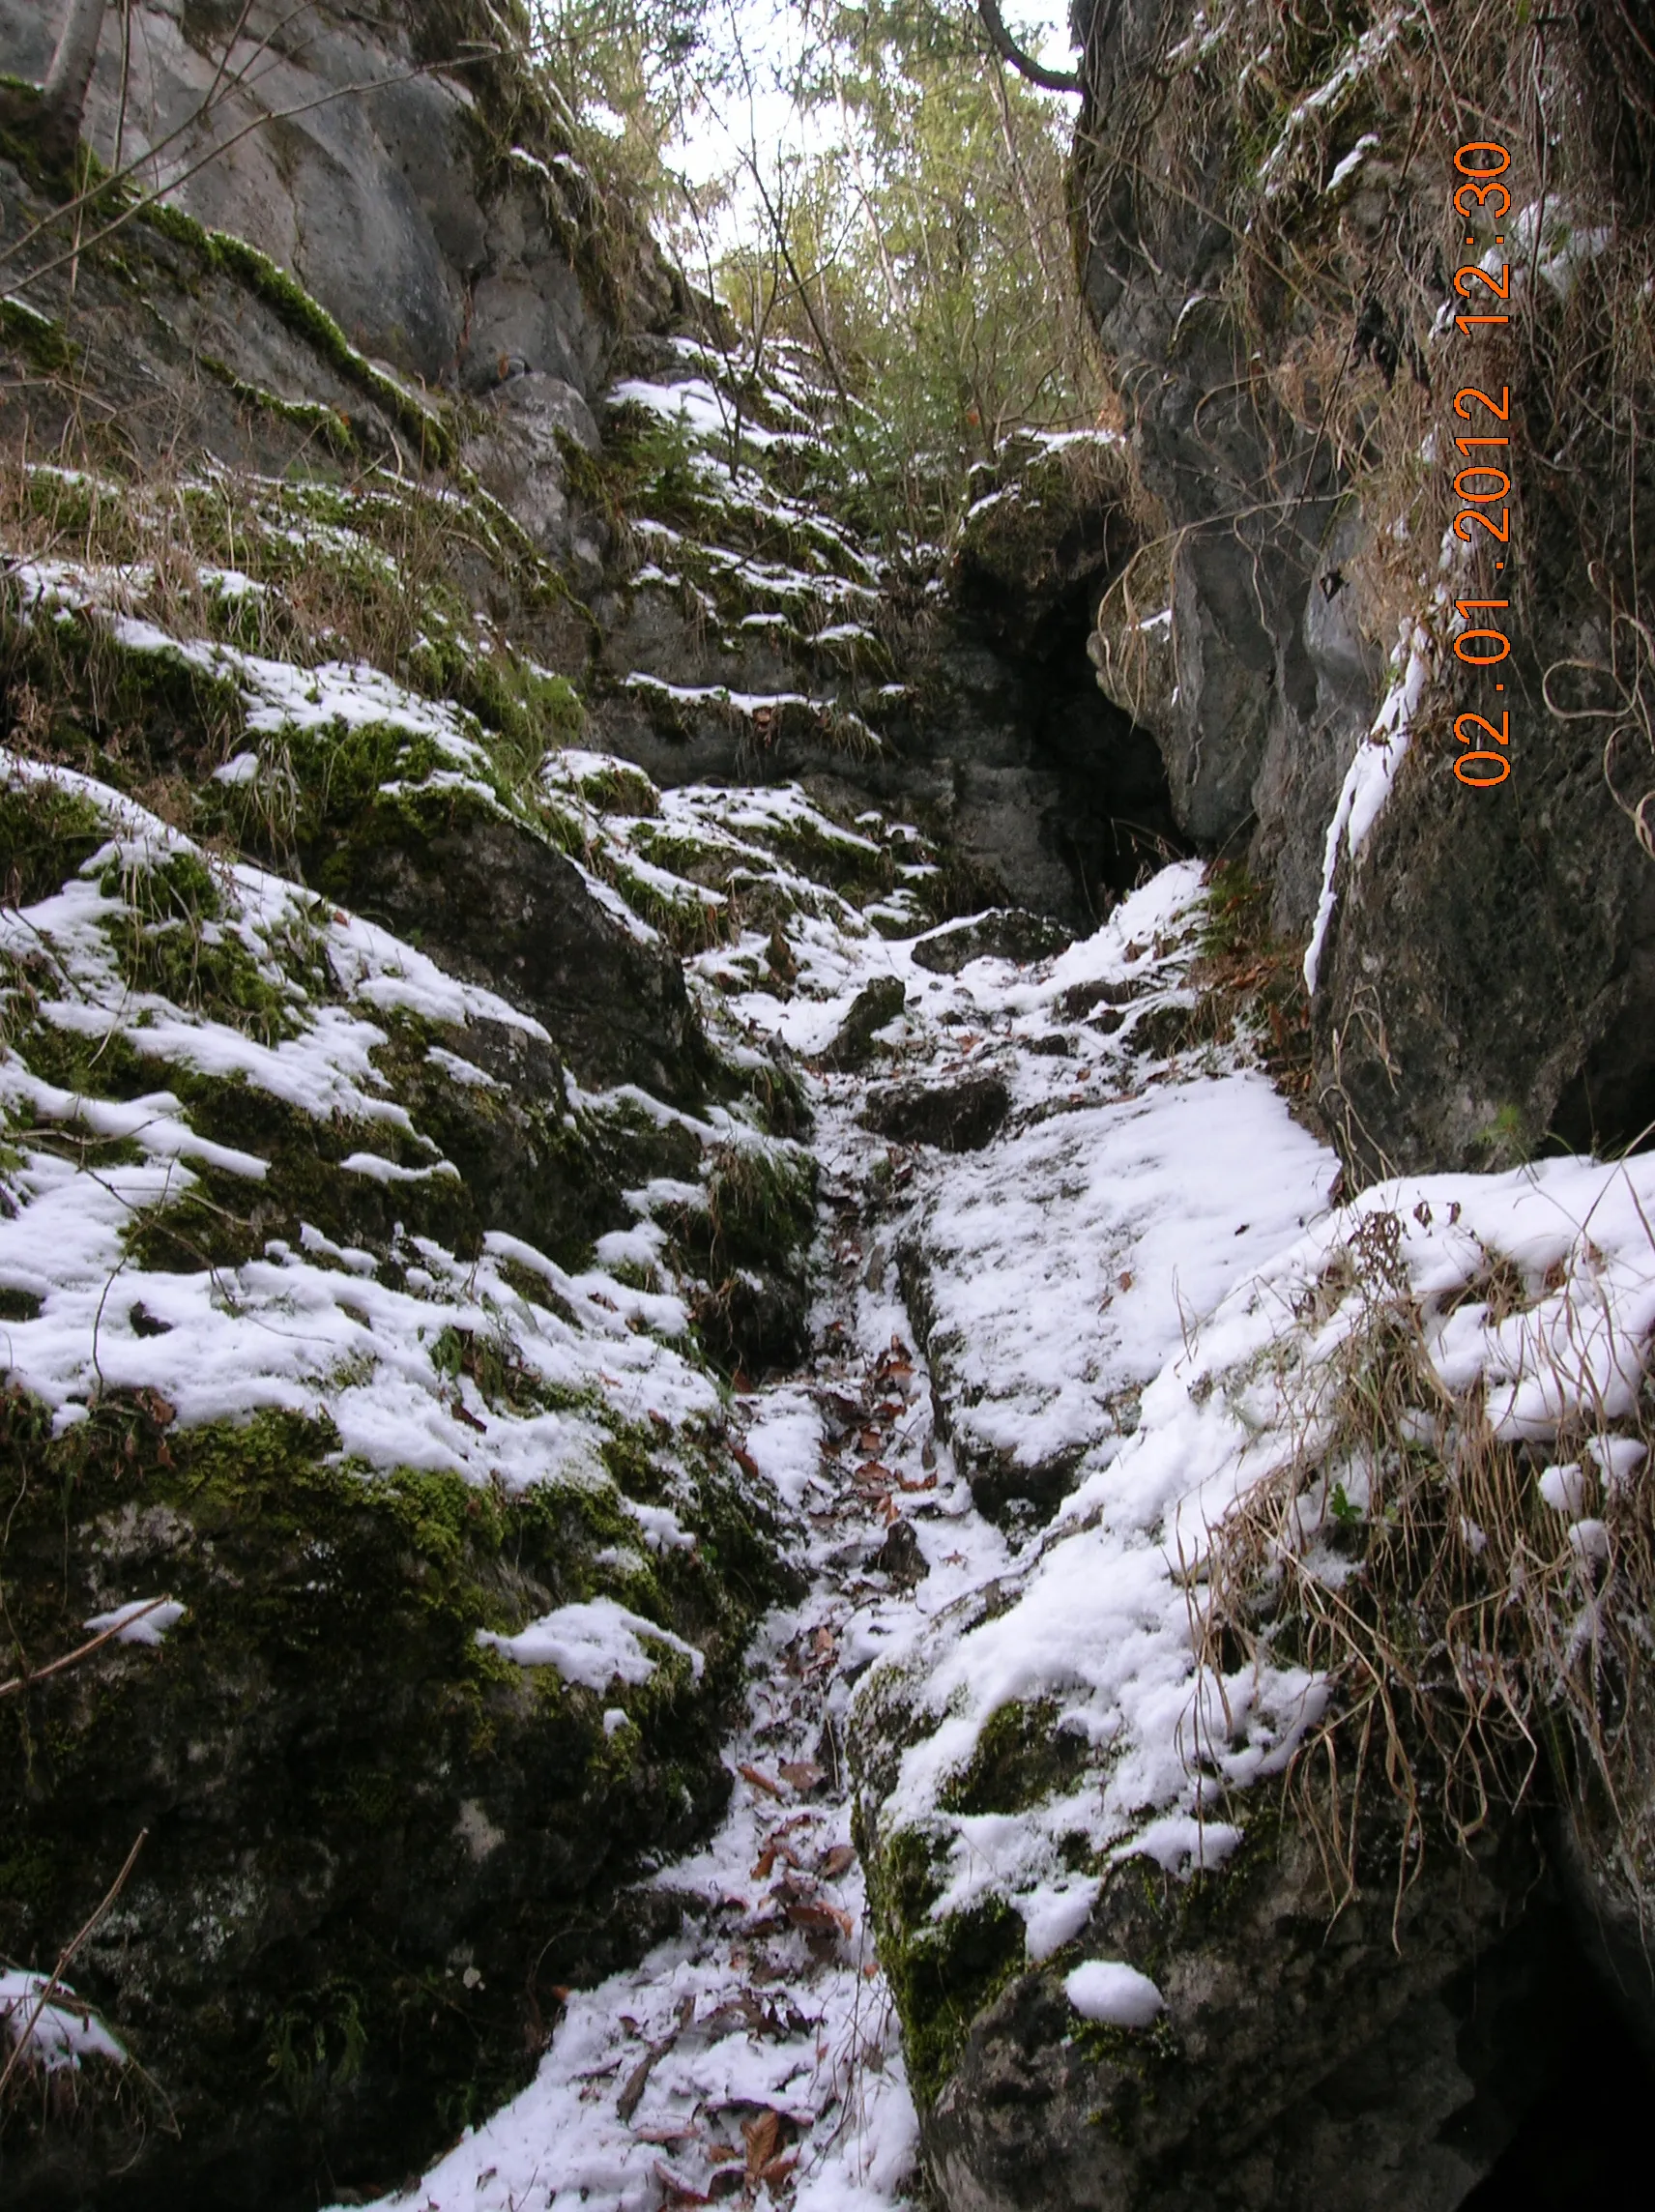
0;1828;147;2100
0;1594;173;1702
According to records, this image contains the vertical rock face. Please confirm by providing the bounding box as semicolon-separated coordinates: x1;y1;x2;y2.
0;0;627;392
909;1816;1554;2212
1070;0;1655;1176
1073;0;1378;930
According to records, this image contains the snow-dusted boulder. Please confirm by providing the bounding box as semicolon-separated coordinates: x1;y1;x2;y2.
855;1103;1655;2206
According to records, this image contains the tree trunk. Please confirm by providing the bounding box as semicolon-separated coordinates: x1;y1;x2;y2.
39;0;109;166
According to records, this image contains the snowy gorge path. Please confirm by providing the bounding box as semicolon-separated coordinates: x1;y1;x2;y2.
356;831;1337;2212
363;1224;936;2212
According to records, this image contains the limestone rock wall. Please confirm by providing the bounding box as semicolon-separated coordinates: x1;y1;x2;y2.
0;0;631;393
1071;0;1655;1178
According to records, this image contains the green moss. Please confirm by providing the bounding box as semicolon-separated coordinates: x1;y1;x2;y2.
630;827;738;889
230;718;511;905
4;1014;155;1106
404;633;585;789
743;1057;810;1141
558;758;659;816
137;200;457;465
608;858;730;955
198;351;361;460
95;848;307;1041
168;1068;485;1266
705;1141;817;1273
0;770;108;905
0;1377;782;2195
938;1699;1089;1818
1;595;247;784
759;813;895;900
0;293;76;374
862;1824;1026;2107
1472;1101;1530;1166
599;1425;668;1503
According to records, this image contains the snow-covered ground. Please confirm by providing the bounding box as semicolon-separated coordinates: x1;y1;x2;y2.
331;750;1655;2212
319;823;1317;2212
9;467;1654;2200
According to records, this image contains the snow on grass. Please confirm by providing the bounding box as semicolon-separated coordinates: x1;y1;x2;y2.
0;1971;127;2074
11;558;508;808
611;375;786;451
859;1133;1655;1960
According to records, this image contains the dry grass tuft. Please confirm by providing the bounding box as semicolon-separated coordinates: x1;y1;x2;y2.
1195;1200;1655;1922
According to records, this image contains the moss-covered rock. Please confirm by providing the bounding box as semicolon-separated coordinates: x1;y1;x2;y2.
856;1674;1570;2212
0;748;825;2205
0;1394;790;2210
950;434;1137;652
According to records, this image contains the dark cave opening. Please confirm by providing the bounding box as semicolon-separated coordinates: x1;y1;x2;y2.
1013;566;1186;922
1450;1897;1655;2208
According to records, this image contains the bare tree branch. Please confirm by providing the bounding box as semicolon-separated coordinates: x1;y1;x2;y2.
973;0;1083;95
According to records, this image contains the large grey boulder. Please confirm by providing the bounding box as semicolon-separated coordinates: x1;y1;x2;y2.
899;1811;1549;2212
462;368;608;567
0;0;617;393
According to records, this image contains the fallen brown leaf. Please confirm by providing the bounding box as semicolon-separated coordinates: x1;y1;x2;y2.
653;2160;711;2205
778;1760;823;1790
618;2049;658;2122
742;2110;780;2175
784;1898;854;1937
739;1763;784;1798
818;1843;857;1878
750;1838;800;1879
